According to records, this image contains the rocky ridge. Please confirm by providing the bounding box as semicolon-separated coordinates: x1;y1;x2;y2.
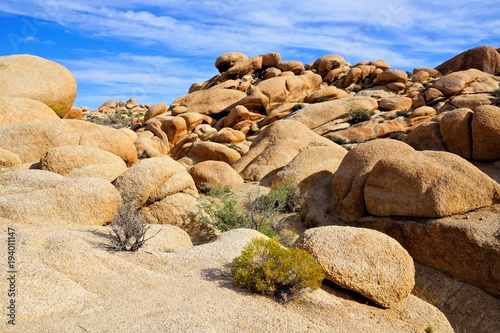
0;46;499;332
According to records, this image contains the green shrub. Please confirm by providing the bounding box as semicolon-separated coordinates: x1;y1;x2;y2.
231;237;324;302
110;202;159;252
493;88;500;97
291;103;305;112
396;110;409;117
349;108;371;124
315;96;330;103
198;184;249;232
388;131;406;141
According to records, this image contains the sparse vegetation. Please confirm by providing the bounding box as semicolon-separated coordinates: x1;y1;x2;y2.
424;326;434;333
331;137;347;145
309;141;328;147
349;108;372;124
291;103;305;112
110;202;160;252
396;110;409;117
198;180;301;239
315;96;330;103
231;237;324;303
493;88;500;97
388;131;406;141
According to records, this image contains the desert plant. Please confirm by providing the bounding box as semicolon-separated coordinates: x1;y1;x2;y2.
198;184;249;232
291;103;305;112
331;137;347;145
315;96;330;103
110;202;160;252
349;108;371;124
231;237;324;302
396;110;409;117
388;131;406;141
424;326;434;333
493;88;500;97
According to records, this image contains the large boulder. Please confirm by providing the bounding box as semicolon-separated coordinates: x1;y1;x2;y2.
0;54;77;117
403;122;448;152
435;45;500;75
180;88;246;115
439;108;473;159
472;105;500;161
189;160;244;190
287;96;378;130
0;170;120;225
0;148;22;169
432;68;499;96
0;119;137;166
114;157;213;242
331;139;414;222
0;96;60;126
232;120;336;182
238;72;322;114
364;150;500;217
297;226;415;308
40;145;127;182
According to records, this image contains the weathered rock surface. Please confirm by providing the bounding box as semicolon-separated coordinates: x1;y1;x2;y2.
189;160;244;190
0;96;60;126
0;148;22;168
435;45;500;75
232;120;336;182
40;145;127;181
0;54;77;117
297;226;415;308
472;105;500;161
0;170;120;225
0;119;137;166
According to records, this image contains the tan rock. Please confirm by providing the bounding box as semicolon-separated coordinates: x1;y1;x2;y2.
142;224;193;253
323;67;346;82
0;148;22;168
0;96;60;126
263;67;281;79
432;68;490;96
450;94;492;109
238;72;322;114
0;119;137;166
0;55;77;117
439;108;473;159
331;139;415;222
325;119;405;144
472;105;500;161
276;61;304;74
297;226;415;308
424;87;444;103
409;106;436;118
62;107;82;120
379;96;412;111
403;122;447;151
217;57;263;82
232;120;336;182
212;128;246;143
411;70;430;83
180;88;246;115
0;170;120;225
189;160;244;190
215;52;248;73
186;141;241;165
370;59;390;71
40;145;127;181
343;67;363;86
224;105;265;128
386;82;406;91
260;52;281;67
311;54;346;77
287;96;378;129
304;86;349;103
354;85;396;99
273;145;347;193
365;150;500;217
144;102;168;122
161;116;188;147
373;70;408;84
413;67;440;77
435;45;500;75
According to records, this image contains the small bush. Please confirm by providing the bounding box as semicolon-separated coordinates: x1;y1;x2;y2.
396;110;409;117
315;96;330;103
110;202;159;252
349;108;371;124
198;184;249;232
231;237;324;302
493;88;500;97
388;131;406;141
291;103;305;112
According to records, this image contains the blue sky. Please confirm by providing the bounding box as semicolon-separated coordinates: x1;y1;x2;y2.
1;1;499;109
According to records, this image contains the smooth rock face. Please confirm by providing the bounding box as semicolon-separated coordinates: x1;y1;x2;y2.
331;139;415;222
189;160;244;190
297;226;415;308
472;105;500;161
0;119;137;166
0;148;22;168
365;150;500;217
0;54;77;117
180;88;246;115
0;96;60;126
439;108;473;159
40;145;127;182
232;119;336;182
435;45;500;75
0;170;121;225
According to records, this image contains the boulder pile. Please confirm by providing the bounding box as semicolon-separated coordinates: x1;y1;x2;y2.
0;46;499;332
